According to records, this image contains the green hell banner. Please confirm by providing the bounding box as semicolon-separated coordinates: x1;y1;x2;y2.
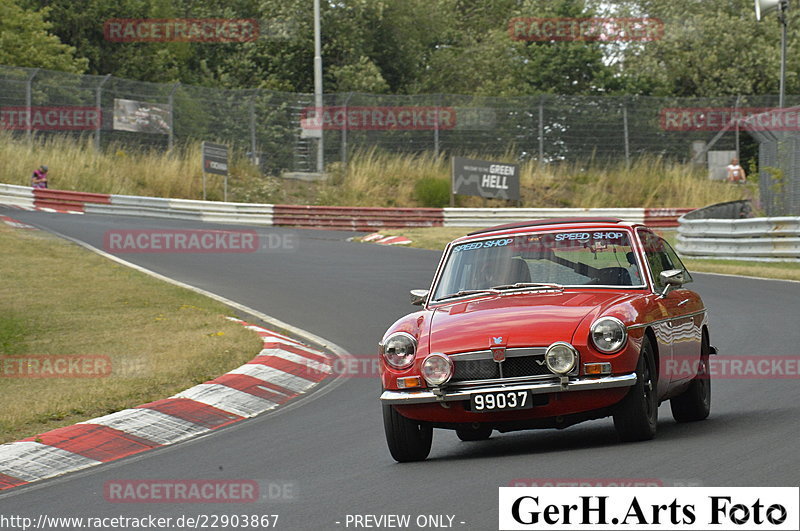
451;156;520;201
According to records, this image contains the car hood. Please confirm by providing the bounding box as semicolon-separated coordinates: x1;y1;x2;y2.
428;290;634;354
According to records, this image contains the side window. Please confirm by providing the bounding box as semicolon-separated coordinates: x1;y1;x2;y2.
637;230;692;291
662;239;693;284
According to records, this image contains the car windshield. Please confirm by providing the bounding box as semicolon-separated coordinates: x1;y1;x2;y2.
432;229;645;301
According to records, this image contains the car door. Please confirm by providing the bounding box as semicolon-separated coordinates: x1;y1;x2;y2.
637;229;703;389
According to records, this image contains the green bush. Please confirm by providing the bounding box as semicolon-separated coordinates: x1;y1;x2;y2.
414;177;450;207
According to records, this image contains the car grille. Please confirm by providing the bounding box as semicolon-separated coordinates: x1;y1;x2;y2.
449;348;554;384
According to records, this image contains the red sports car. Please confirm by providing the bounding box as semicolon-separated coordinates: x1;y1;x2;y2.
379;218;715;462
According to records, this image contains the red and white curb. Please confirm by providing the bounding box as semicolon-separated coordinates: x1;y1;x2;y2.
2;203;82;215
0;215;37;230
0;319;333;491
355;233;413;245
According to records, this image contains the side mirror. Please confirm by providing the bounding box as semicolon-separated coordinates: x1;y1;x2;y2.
659;269;685;297
410;289;429;306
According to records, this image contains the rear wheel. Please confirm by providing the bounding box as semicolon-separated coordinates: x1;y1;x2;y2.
382;404;432;462
613;338;658;442
456;425;492;441
670;336;711;422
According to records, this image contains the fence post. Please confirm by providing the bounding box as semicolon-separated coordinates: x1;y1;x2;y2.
249;91;258;166
341;92;353;171
94;74;112;151
434;94;441;157
735;94;742;158
25;68;40;142
538;95;544;163
168;82;180;151
623;102;630;169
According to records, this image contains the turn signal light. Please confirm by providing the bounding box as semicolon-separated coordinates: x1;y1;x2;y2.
584;362;612;375
397;376;422;389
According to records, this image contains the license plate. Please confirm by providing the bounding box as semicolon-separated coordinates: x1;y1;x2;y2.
470;390;533;412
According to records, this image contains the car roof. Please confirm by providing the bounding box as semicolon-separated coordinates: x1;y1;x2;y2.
466;217;627;236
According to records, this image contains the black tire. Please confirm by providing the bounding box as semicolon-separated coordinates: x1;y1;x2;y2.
670;336;711;423
382;404;432;462
456;425;493;441
613;337;658;442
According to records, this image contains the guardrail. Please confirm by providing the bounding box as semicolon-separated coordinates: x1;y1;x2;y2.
33;188;111;212
676;200;800;260
86;196;275;225
0;184;34;209
273;205;443;230
1;183;690;230
442;207;692;228
442;207;645;227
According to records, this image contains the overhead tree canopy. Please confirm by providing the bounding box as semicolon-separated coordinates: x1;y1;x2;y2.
8;0;799;97
0;0;88;73
605;0;799;96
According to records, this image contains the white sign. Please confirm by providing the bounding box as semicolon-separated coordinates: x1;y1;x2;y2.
499;487;799;530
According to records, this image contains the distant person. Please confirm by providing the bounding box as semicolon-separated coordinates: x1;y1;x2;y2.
726;157;746;184
31;165;48;188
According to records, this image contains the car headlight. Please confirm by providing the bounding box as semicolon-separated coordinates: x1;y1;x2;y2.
380;332;417;369
590;317;628;353
545;342;578;374
421;353;453;386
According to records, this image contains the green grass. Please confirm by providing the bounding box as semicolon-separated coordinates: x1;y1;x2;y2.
0;223;263;443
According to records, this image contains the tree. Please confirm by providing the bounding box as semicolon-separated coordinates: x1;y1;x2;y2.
0;0;87;72
410;0;616;96
607;0;800;97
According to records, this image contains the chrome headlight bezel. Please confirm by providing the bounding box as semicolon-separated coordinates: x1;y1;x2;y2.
421;353;454;387
545;342;578;374
380;332;418;370
590;316;628;354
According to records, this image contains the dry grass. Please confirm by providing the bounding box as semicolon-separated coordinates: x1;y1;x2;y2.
1;134;752;208
681;259;800;282
326;148;753;209
0;223;262;443
0;132;267;202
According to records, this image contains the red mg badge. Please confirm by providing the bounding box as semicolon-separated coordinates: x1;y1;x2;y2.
490;336;506;362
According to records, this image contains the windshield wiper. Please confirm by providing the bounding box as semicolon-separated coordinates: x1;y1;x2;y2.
489;282;564;291
434;289;499;302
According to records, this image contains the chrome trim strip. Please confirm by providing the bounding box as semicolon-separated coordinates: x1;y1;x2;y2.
627;309;707;330
379;373;638;405
449;374;554;388
449;347;546;361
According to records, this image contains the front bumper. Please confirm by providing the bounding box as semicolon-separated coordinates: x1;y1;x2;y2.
379;373;637;405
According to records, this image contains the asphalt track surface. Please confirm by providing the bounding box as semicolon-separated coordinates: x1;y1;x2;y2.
1;207;799;530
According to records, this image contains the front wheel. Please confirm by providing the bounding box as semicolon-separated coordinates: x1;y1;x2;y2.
670;337;711;422
613;338;658;442
382;404;432;462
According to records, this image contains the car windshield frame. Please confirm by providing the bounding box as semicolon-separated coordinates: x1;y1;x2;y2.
429;227;648;303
